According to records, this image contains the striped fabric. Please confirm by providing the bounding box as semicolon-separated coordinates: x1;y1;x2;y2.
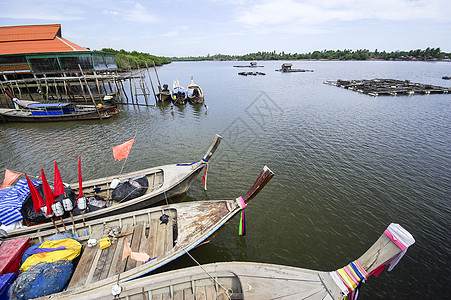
330;260;368;296
0;179;40;225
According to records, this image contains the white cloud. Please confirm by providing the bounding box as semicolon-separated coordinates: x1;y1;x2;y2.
236;0;451;27
123;3;158;23
103;10;119;16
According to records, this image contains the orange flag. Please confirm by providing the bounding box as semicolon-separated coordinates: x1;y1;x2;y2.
1;169;21;189
112;138;135;161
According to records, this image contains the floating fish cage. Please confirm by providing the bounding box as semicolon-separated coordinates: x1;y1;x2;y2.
324;78;450;97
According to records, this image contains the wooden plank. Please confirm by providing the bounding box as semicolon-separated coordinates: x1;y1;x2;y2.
126;223;144;271
136;222;149;267
154;218;167;258
107;224;131;278
183;288;194;300
147;173;155;191
84;246;103;285
195;286;207;300
173;290;183;300
146;218;159;259
68;245;96;289
91;236;119;282
205;286;216;299
152;293;163;300
164;212;173;253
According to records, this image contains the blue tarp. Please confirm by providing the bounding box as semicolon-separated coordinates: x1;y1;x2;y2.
27;103;71;108
0;179;39;226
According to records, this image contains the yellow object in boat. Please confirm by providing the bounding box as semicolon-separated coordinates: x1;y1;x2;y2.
99;237;111;249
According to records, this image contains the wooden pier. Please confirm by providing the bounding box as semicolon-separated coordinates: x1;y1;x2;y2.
0;71;155;108
324;78;450;96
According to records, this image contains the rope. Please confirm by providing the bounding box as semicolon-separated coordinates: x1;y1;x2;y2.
177;242;233;299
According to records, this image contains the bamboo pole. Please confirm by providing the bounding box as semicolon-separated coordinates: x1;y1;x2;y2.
53;79;60;101
78;64;102;119
145;61;158;102
120;80;129;103
78;77;88;104
23;80;34;101
128;75;134;104
152;61;162;90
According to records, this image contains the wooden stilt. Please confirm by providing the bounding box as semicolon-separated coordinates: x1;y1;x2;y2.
78;77;88;104
145;62;158;102
78;65;102;119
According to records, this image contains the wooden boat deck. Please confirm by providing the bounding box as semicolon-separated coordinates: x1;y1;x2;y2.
68;208;176;289
113;274;242;300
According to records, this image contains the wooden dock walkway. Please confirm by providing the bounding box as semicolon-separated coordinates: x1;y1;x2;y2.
324;78;450;96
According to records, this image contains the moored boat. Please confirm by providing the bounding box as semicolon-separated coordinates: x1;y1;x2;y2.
186;75;204;104
7;166;274;299
171;79;186;105
157;84;172;102
55;223;414;300
0;90;117;123
1;135;222;238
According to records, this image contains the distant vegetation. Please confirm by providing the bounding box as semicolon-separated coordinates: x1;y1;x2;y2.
101;48;171;70
172;48;451;61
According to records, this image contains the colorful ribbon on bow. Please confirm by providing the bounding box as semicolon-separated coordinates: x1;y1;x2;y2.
235;196;246;236
330;260;368;297
203;161;209;191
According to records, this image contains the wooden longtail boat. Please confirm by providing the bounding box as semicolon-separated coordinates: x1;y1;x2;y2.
57;223;414;300
157;84;172;102
6;134;222;238
186;75;204;104
13;166;274;299
0;90;117;123
171;79;186;105
0;106;114;122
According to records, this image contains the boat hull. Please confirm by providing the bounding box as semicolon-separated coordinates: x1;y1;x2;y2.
5;134;222;238
0;108;113;122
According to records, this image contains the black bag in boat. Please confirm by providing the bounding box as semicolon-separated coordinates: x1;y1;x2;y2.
21;184;48;224
111;175;148;203
21;186;77;224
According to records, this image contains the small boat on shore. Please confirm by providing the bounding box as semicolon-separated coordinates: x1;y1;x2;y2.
186;75;204;104
56;223;414;300
7;166;274;299
2;135;222;239
171;79;186;105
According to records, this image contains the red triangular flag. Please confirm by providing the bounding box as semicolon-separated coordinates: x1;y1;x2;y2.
25;173;45;214
77;156;83;199
1;169;21;189
112;138;135;161
54;161;65;197
41;169;54;214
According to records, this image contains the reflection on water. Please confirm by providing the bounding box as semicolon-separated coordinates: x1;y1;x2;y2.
1;61;450;299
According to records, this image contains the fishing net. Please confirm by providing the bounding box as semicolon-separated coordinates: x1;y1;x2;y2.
9;260;73;300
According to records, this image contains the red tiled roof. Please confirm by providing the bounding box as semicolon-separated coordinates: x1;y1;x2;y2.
0;24;88;55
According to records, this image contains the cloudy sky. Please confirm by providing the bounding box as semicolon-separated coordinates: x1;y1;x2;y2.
1;0;449;57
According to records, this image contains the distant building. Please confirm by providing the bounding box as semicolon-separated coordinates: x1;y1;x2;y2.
0;24;116;76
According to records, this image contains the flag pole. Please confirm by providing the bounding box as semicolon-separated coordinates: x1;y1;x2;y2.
118;129;138;176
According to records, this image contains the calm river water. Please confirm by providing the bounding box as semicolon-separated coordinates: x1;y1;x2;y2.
1;61;450;298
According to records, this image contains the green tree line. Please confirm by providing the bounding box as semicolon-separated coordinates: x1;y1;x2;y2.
101;48;171;70
172;48;450;61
